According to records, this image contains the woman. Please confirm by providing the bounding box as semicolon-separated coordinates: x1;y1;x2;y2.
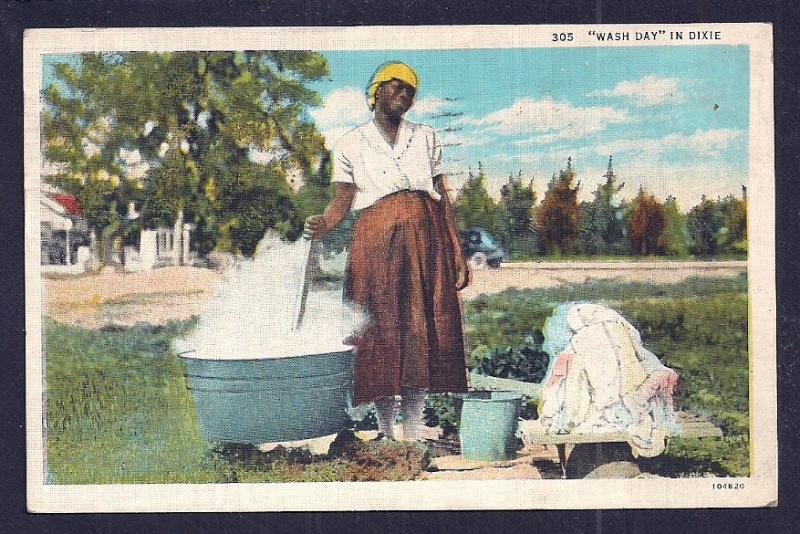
305;62;469;441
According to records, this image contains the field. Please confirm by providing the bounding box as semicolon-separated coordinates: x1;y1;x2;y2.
42;268;749;483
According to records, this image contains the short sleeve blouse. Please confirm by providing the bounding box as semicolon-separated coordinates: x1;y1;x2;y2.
331;119;444;211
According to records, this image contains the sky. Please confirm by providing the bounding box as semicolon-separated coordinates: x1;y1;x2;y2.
309;46;749;209
43;45;750;209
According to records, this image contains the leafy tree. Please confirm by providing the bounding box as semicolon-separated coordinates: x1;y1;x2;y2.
659;195;690;257
717;192;747;253
687;195;725;256
627;187;666;256
498;170;537;257
42;51;329;258
454;162;500;235
534;158;581;254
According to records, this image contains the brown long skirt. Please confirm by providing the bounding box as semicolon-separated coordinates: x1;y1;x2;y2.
344;190;468;405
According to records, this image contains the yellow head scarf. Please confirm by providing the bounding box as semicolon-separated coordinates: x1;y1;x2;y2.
366;62;419;110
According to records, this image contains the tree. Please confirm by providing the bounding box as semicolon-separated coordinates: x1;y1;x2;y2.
42;51;330;258
687;195;724;256
717;192;747;253
454;162;500;235
627;187;666;256
498;170;537;257
534;158;581;254
659;195;690;257
585;156;626;254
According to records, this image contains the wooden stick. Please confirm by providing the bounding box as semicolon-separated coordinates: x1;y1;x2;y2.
292;238;320;331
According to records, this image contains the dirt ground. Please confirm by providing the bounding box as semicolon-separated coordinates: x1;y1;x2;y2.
42;261;746;329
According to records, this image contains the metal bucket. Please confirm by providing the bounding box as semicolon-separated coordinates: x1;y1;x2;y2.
459;390;523;461
181;349;355;444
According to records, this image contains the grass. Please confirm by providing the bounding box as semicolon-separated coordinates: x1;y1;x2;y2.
505;253;747;262
44;320;430;484
44;274;750;482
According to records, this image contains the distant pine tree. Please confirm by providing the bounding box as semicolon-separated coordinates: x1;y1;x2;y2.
498;170;537;257
454;162;501;235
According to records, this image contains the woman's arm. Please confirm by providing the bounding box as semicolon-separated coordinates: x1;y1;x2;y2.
434;174;469;290
304;182;357;239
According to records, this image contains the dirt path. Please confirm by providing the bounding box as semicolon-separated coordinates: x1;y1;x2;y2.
42;261;746;328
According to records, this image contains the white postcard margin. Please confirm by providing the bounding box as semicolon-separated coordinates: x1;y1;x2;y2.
24;23;776;512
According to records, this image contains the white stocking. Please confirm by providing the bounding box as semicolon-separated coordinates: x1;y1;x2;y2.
401;387;427;441
374;396;396;439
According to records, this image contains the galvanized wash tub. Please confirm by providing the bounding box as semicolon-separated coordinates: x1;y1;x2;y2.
181;349;355;444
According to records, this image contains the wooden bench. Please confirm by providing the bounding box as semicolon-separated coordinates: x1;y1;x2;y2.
469;372;723;478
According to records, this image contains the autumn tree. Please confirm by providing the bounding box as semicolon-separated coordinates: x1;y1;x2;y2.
534;158;581;254
498;170;537;257
454;162;500;235
627;187;666;256
42;51;330;258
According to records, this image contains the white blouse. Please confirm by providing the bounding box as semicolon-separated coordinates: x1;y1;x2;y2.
331;119;444;210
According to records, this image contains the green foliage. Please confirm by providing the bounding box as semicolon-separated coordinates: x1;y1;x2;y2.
454;162;501;234
717;193;748;252
577;160;627;255
470;333;549;383
660;196;690;257
687;195;725;256
424;394;463;435
534;160;581;254
43;51;330;258
497;171;537;257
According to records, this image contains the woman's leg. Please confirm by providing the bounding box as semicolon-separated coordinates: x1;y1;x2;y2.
374;396;396;439
400;387;427;441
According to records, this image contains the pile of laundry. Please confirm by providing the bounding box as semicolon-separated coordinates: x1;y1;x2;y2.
539;303;682;457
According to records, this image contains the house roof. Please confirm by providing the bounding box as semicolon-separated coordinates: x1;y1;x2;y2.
47;194;82;216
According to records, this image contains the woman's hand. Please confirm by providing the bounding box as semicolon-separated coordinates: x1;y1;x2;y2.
456;258;470;291
305;183;356;240
304;215;330;240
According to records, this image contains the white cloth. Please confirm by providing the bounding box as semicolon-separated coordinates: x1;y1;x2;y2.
331;119;444;210
540;304;680;458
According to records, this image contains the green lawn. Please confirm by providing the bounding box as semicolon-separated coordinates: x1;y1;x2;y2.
44;274;750;482
504;253;747;262
44;321;428;484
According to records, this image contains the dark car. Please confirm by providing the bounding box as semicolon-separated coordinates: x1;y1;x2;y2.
459;227;505;268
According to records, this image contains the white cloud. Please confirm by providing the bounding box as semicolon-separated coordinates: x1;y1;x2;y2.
439;131;491;148
460;97;630;143
309;87;370;145
590;75;683;107
408;96;450;118
593;128;745;159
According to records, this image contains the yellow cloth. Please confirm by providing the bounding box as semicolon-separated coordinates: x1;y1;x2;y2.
367;62;419;109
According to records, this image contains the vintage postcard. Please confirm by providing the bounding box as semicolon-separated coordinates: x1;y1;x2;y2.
25;23;775;511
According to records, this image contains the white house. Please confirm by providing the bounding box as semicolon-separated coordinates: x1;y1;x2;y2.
122;204;195;272
40;193;93;273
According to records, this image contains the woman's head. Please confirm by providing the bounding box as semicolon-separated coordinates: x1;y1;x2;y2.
367;62;418;116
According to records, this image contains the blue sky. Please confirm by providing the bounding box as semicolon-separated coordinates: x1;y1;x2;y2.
43;45;749;209
310;46;749;208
